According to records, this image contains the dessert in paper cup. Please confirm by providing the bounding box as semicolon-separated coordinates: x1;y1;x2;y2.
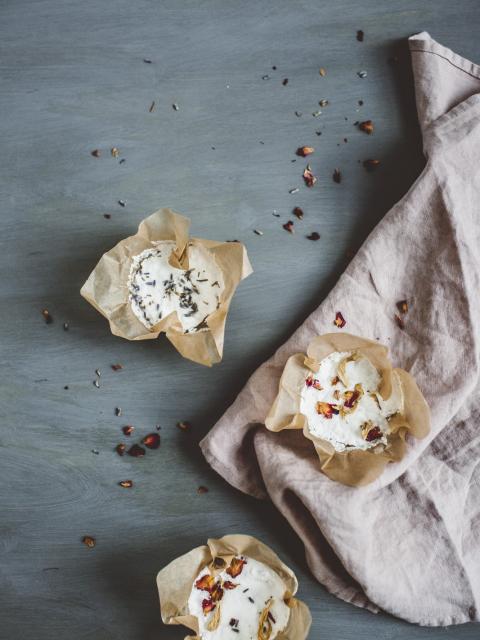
80;208;252;366
265;333;430;486
156;534;311;640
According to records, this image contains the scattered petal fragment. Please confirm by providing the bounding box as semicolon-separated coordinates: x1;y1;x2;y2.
293;206;304;220
307;232;320;241
142;433;160;449
359;120;374;134
283;220;294;234
333;168;342;184
118;479;133;488
41;309;53;324
82;536;96;548
363;159;380;171
127;444;145;457
296;146;314;157
334;311;346;328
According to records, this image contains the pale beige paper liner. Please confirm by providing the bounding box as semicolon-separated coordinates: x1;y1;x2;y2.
156;534;312;640
265;333;430;487
80;208;253;366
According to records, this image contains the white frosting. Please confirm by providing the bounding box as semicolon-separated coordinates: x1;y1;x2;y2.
128;241;224;333
188;556;291;640
300;350;403;451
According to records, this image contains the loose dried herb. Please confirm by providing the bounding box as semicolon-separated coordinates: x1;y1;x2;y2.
359;120;374;134
288;187;299;194
142;433;160;449
82;536;96;548
115;407;122;416
253;229;264;236
197;485;209;494
296;146;314;157
303;165;317;187
172;103;179;111
118;200;126;207
149;101;155;113
283;220;294;234
293;206;304;220
396;299;408;314
356;30;364;42
91;149;101;158
307;232;320;241
41;309;53;324
177;421;191;432
357;70;367;78
115;444;126;456
333;168;342;183
111;363;123;371
127;444;145;457
363;159;380;171
118;479;133;488
122;425;134;436
334;311;346;328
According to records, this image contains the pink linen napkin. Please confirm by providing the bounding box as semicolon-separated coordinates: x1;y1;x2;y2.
200;32;480;626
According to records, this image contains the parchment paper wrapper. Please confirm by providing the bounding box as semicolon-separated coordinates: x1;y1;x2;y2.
80;208;253;366
157;534;312;640
265;333;430;487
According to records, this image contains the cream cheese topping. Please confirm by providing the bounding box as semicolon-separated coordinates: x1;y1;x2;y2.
128;241;224;332
300;350;403;451
188;556;291;640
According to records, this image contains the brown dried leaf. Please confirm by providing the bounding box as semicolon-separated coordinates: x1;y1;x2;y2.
293;206;304;219
283;220;294;234
127;444;145;457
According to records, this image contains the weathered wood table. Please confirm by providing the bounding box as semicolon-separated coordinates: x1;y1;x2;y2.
1;0;479;638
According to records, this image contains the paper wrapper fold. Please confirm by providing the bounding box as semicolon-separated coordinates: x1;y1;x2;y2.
156;534;312;640
265;333;430;486
80;208;252;366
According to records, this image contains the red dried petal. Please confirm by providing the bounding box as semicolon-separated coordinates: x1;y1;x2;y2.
296;146;314;157
118;479;133;488
283;220;294;234
365;426;383;441
307;231;320;241
226;557;247;578
142;433;160;449
115;444;126;456
334;312;346;328
359;120;374;134
344;389;360;409
293;206;304;219
210;582;224;602
202;598;216;614
122;425;134;436
195;574;216;592
82;536;96;548
303;166;317;187
127;444;145;457
223;581;238;590
316;402;339;419
111;363;123;371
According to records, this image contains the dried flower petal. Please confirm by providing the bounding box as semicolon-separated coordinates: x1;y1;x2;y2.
223;581;238;590
396;299;408;314
334;311;346;328
115;443;126;456
307;232;320;241
333;168;342;183
359;120;374;134
91;149;101;158
82;536;96;548
110;147;119;158
316;402;339;419
361;421;383;441
305;375;322;390
226;557;247;578
303;166;317;187
202;598;216;614
319;67;327;76
296;146;314;157
283;220;294;234
142;433;160;449
341;383;364;415
118;479;133;488
195;574;216;592
197;485;209;494
111;363;123;371
127;444;145;457
363;159;380;171
356;30;364;42
293;207;304;220
122;425;134;436
41;309;53;324
177;421;191;432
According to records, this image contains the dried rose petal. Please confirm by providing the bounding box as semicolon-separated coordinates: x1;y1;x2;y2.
197;485;209;494
202;598;216;614
41;308;53;324
293;206;304;219
176;421;191;432
395;314;405;330
91;149;101;157
365;425;383;441
195;574;216;592
363;159;380;171
142;433;160;449
226;557;247;578
396;299;408;314
111;363;123;371
307;232;320;241
319;67;326;76
118;479;133;488
359;120;374;134
122;425;134;436
127;444;145;457
331;376;341;385
223;581;238;590
283;220;294;234
296;146;314;157
316;402;339;419
110;147;119;158
333;168;342;184
210;582;224;602
82;536;96;548
334;311;346;328
303;166;317;187
115;443;126;456
343;384;363;410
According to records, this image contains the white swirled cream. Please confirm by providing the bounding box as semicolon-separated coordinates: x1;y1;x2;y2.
128;241;224;333
300;351;403;451
188;556;291;640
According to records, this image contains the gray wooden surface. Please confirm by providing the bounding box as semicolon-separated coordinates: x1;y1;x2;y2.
1;0;479;638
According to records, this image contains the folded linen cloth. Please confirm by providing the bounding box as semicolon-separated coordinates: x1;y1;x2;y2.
200;33;480;626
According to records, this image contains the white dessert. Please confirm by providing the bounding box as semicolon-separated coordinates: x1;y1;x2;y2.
128;241;224;332
188;555;291;640
300;351;403;451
